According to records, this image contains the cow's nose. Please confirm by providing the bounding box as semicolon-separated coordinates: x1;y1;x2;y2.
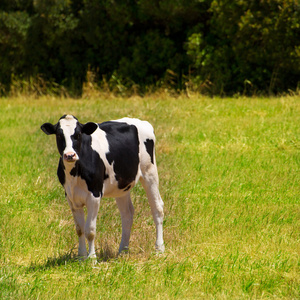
64;152;76;161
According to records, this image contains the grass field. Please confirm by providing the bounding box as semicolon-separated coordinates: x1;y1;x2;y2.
0;94;299;299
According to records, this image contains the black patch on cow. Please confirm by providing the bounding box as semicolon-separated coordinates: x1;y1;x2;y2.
69;134;106;198
41;122;57;135
144;139;154;164
99;121;140;190
70;123;83;155
57;157;65;186
124;184;131;192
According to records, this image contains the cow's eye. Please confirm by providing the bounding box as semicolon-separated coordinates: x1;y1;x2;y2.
73;132;81;140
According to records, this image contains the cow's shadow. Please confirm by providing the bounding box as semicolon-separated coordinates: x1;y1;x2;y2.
28;245;117;271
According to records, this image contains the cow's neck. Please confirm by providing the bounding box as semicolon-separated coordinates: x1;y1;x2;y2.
63;160;79;176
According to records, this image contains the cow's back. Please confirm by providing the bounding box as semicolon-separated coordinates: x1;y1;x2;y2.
89;118;155;198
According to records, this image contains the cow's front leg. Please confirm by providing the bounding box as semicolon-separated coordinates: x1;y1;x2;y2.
85;195;101;259
67;197;87;259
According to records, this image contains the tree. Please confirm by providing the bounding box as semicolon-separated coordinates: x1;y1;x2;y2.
187;0;300;94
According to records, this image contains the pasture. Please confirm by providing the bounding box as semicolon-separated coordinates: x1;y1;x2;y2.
0;94;299;299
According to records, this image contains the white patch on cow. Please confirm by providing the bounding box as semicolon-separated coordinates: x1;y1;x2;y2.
59;115;78;159
64;173;90;209
90;126;109;157
89;127;120;196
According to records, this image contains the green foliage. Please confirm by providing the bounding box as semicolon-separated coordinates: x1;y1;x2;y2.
25;0;84;96
0;0;299;95
186;0;300;94
0;9;31;92
118;30;177;85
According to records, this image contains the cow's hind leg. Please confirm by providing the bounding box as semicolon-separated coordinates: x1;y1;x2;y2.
140;167;165;252
67;197;87;259
116;193;134;254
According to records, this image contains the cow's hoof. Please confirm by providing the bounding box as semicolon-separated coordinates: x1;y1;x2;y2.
118;246;129;256
78;255;88;262
155;243;165;253
87;254;97;265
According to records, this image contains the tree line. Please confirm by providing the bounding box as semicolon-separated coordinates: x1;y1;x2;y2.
0;0;299;96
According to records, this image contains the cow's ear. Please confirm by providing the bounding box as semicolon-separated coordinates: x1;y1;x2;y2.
41;123;57;135
82;122;98;135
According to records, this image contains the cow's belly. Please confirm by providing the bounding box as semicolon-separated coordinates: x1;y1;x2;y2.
102;179;136;198
64;174;138;203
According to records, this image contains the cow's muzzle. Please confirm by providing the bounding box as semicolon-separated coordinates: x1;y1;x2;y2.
63;152;78;162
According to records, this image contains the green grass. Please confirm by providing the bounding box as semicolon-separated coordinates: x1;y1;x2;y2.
0;94;299;299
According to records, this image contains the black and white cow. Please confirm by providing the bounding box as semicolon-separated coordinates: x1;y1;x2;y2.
41;115;164;259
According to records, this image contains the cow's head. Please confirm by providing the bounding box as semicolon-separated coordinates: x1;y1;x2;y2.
41;115;98;163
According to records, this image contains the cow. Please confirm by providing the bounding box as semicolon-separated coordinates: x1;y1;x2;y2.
41;115;164;260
